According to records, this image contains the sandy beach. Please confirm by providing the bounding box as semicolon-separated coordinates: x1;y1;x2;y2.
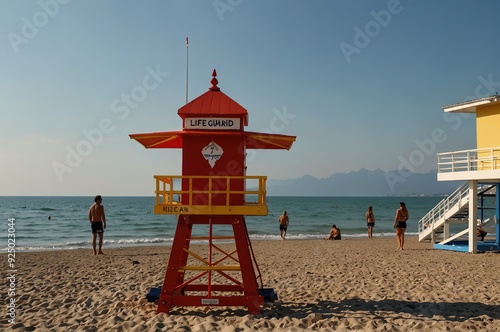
2;236;500;331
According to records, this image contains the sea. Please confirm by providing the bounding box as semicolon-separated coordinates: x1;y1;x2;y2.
1;196;445;252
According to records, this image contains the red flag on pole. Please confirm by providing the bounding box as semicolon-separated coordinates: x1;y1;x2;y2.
186;36;188;47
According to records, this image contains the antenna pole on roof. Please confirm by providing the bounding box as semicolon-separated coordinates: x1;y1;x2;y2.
185;36;189;104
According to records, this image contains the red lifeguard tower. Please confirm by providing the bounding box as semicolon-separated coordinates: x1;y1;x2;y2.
129;70;296;314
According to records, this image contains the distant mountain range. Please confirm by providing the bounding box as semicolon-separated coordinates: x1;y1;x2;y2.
266;169;461;196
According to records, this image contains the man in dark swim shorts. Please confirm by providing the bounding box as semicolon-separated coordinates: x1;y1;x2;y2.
278;210;289;239
366;206;375;239
91;221;104;234
88;195;106;255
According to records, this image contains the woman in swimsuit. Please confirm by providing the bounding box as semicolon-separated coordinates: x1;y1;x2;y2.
393;202;409;250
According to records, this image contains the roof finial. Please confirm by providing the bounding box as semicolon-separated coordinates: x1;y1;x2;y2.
209;69;220;91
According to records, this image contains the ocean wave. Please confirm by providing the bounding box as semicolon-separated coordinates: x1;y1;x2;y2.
249;232;418;240
106;238;173;244
65;240;90;246
2;245;87;252
0;231;421;252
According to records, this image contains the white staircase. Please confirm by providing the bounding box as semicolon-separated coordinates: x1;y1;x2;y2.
418;184;496;243
418;183;470;242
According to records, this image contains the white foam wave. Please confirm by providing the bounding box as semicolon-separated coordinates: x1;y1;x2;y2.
2;232;420;252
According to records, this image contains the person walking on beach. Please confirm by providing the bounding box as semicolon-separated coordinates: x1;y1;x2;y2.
278;210;289;240
89;195;106;255
366;206;375;239
393;202;409;250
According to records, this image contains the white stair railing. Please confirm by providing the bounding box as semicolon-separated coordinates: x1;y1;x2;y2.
418;182;470;241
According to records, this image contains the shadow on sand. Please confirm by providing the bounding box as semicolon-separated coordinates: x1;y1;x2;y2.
170;297;500;323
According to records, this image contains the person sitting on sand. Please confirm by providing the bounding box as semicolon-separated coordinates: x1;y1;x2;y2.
477;226;488;241
325;224;341;240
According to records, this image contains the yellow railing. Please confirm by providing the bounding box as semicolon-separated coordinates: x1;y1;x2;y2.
153;175;268;215
437;147;500;173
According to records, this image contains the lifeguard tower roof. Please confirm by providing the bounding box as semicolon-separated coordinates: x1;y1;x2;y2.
442;94;500;113
178;69;249;126
129;130;295;150
129;70;296;150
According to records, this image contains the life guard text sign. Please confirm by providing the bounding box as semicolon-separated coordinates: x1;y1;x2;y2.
185;117;240;130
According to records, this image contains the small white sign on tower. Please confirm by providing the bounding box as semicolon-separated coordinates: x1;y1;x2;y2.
201;141;223;168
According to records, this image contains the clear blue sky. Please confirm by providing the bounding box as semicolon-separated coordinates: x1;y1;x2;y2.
1;0;500;196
